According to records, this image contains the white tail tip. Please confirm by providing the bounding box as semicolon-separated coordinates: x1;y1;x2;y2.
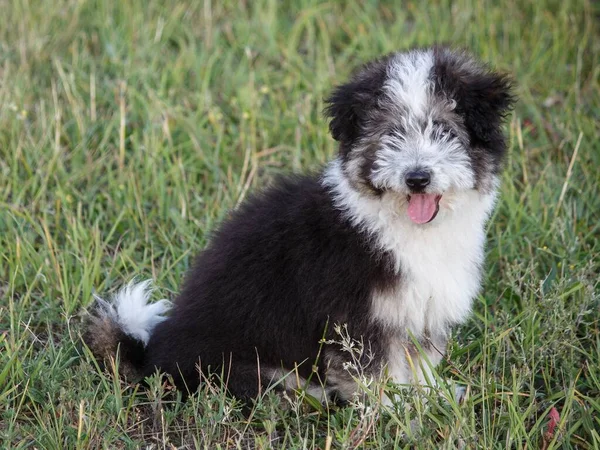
94;280;172;345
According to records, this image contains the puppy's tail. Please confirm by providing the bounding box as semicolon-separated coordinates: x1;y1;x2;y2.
83;280;171;379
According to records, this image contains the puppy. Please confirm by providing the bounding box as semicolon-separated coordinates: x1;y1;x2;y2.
84;47;514;405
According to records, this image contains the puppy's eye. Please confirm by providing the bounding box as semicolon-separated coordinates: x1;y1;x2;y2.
438;127;457;140
432;120;456;141
441;129;455;139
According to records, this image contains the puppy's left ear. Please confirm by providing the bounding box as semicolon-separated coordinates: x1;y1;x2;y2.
433;48;516;154
324;59;388;154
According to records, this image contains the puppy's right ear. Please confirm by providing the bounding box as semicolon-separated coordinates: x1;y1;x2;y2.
324;59;388;150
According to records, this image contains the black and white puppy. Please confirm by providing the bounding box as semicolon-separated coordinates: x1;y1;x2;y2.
85;47;514;405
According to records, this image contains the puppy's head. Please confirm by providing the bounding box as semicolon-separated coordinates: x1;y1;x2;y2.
325;47;514;225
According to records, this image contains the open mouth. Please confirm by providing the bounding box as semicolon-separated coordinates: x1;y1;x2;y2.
407;193;442;224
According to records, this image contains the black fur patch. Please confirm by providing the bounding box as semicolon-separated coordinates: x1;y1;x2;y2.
324;58;389;156
143;175;396;400
432;47;515;174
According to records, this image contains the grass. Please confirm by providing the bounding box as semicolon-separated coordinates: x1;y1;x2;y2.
1;0;599;447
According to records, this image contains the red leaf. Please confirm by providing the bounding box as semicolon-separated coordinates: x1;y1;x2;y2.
541;407;561;449
546;407;560;437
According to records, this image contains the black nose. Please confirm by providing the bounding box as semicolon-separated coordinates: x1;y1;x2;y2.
405;170;431;190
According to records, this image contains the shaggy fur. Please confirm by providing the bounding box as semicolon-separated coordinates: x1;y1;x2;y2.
84;46;514;404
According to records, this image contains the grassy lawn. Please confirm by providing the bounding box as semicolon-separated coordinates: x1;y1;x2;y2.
1;0;599;448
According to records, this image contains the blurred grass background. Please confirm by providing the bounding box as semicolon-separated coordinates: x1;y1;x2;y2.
0;0;599;448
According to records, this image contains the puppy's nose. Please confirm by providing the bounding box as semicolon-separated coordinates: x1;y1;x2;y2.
405;170;431;190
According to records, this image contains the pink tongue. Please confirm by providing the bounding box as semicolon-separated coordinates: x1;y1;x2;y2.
407;194;438;224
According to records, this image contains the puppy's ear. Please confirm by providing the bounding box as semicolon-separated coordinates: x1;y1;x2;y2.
324;59;388;150
433;48;515;155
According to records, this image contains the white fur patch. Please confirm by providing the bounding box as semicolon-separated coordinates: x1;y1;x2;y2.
94;280;171;346
385;50;434;119
368;183;494;332
371;131;475;194
323;159;498;385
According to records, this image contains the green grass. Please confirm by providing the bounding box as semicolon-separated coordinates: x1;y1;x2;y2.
1;0;599;447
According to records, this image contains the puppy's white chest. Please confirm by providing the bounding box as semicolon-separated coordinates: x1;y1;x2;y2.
371;203;488;337
403;237;481;334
